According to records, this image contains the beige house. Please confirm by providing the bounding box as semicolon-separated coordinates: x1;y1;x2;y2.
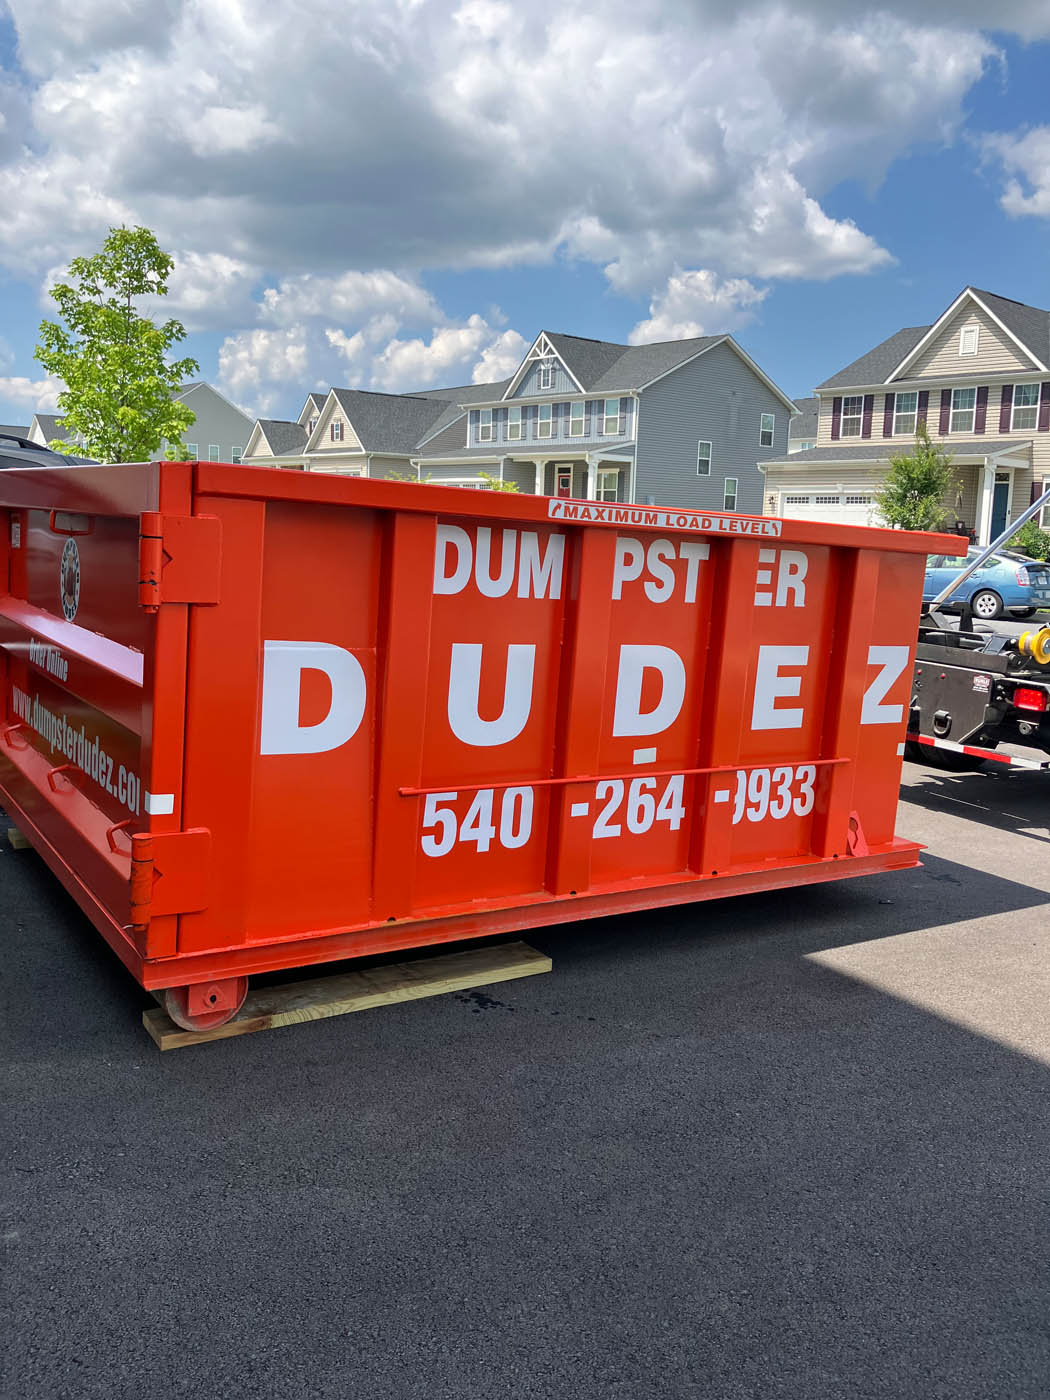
762;287;1050;543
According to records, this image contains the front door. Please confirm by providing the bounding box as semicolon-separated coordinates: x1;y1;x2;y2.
556;467;573;498
991;476;1010;539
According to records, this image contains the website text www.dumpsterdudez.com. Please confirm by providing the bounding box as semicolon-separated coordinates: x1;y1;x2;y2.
9;683;142;816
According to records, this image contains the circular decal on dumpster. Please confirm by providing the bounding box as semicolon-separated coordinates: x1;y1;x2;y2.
60;537;81;622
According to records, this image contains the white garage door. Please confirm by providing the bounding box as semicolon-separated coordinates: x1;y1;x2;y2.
779;492;879;528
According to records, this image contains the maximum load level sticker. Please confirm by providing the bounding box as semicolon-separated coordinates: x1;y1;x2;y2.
547;500;782;536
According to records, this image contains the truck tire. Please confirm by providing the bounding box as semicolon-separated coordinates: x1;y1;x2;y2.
970;589;1003;620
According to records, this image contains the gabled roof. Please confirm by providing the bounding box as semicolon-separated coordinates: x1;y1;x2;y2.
32;413;70;441
0;423;29;438
816;327;931;390
324;388;450;455
819;287;1050;390
408;379;512;444
966;288;1049;371
255;419;309;456
789;398;819;439
544;333;627;391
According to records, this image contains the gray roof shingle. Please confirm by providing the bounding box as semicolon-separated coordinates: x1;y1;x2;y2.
970;288;1050;369
816;326;930;389
257;419;309;456
764;437;1032;467
0;423;29;438
817;288;1050;390
789;397;819;439
328;389;450;454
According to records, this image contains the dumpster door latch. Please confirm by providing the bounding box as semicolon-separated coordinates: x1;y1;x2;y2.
139;513;222;612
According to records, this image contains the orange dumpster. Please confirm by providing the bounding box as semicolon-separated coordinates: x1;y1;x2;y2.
0;462;964;1029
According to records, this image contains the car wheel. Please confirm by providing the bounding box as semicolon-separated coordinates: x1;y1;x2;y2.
970;588;1003;620
1011;607;1038;618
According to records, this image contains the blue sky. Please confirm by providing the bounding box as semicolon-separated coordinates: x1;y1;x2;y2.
0;2;1047;423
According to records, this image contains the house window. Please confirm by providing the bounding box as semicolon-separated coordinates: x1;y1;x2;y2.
797;441;815;451
959;325;979;356
331;420;344;442
845;494;872;506
696;440;712;476
815;495;839;505
893;391;918;436
208;444;220;461
1012;383;1040;432
537;403;552;438
537;359;554;390
231;445;243;464
185;442;198;457
508;406;522;441
723;477;738;511
784;495;811;505
597;469;619;502
950;387;976;433
569;402;585;437
841;395;863;437
602;398;620;435
760;412;775;447
478;408;493;442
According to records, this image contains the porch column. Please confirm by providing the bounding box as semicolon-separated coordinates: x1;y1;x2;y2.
534;460;544;496
586;455;598;501
975;459;995;544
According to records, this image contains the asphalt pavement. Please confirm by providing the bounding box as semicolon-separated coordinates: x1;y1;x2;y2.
3;760;1050;1400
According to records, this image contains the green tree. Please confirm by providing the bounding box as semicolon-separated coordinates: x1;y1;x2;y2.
1009;518;1050;561
875;422;956;531
35;226;199;463
477;471;520;492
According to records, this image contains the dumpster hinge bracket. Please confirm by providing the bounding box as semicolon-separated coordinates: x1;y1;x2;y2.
139;513;222;611
129;828;211;923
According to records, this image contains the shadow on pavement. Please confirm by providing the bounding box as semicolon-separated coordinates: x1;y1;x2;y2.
902;765;1050;844
4;831;1050;1398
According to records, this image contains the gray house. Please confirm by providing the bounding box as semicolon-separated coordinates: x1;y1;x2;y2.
243;329;793;513
413;331;795;511
28;382;254;463
169;382;254;462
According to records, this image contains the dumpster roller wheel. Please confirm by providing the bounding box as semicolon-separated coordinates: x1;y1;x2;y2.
160;977;249;1031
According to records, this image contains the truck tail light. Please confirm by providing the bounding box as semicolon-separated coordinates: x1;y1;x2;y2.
1014;687;1047;712
1016;566;1031;585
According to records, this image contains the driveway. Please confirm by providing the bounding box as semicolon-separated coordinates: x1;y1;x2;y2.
3;763;1050;1400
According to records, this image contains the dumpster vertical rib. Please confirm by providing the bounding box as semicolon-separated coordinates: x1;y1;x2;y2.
139;462;195;958
372;510;436;921
544;525;616;898
810;548;880;859
688;538;761;877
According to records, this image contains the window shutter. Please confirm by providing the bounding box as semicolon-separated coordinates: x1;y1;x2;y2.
999;385;1013;434
882;393;895;436
1032;481;1045;506
831;396;842;440
1040;383;1050;432
861;394;874;438
917;390;929;427
939;389;951;435
974;385;988;434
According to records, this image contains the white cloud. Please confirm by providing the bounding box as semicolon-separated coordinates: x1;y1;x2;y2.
630;270;768;344
370;316;528;391
261;271;441;327
982;127;1050;218
0;0;1042;414
0;0;1013;292
0;375;63;413
217;327;311;414
165;251;261;330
